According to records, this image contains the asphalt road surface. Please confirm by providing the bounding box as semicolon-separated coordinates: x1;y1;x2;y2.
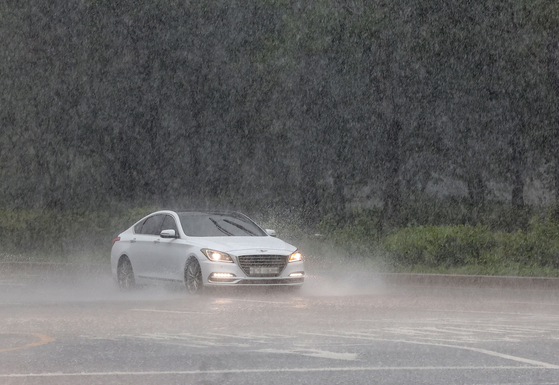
1;265;559;384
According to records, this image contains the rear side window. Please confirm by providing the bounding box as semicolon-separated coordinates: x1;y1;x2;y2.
139;215;164;235
134;221;144;234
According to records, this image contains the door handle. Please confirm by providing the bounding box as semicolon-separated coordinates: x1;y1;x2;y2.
154;239;160;244
130;238;136;243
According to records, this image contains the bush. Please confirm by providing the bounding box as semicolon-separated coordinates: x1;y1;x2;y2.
380;217;559;272
0;207;156;261
316;209;382;258
492;217;559;269
398;197;533;232
382;224;495;268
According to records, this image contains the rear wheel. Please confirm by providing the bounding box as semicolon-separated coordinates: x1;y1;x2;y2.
117;257;135;290
185;257;203;294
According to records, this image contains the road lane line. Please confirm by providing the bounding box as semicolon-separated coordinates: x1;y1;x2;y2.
0;334;55;353
422;327;475;335
379;335;502;344
488;300;559;307
219;298;293;305
256;348;358;361
424;308;559;317
472;383;559;385
205;332;291;340
130;309;214;315
303;332;559;369
1;365;554;378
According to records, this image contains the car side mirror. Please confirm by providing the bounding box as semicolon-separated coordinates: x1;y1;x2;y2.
265;229;277;237
160;229;177;238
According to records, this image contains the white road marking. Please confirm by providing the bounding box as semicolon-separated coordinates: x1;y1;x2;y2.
303;332;559;369
472;383;559;385
354;319;512;325
135;332;218;341
488;300;559;307
145;340;232;349
256;348;358;361
495;325;559;332
422;327;475;335
423;309;553;317
205;332;290;341
335;322;559;344
381;335;503;344
130;309;214;315
353;319;559;344
382;327;434;336
127;332;252;348
1;366;555;378
218;298;293;305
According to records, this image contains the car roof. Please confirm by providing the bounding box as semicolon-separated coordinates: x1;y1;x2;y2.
175;210;242;214
150;210;249;218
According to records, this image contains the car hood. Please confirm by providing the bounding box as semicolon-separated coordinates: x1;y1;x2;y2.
189;236;297;255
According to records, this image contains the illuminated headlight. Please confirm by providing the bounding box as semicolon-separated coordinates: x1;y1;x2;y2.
201;249;234;263
289;272;304;277
288;251;303;262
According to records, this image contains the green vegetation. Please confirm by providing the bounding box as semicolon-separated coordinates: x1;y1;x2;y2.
3;203;558;278
311;204;559;277
0;207;156;262
2;1;559;277
1;0;559;226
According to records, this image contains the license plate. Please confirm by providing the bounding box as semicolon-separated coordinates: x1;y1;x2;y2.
250;267;279;274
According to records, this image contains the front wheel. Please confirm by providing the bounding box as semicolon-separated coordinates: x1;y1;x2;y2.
185;257;203;294
117;257;135;290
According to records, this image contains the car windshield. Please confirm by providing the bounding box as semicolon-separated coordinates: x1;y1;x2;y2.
177;212;267;237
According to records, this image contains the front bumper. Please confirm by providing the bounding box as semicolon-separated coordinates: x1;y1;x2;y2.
207;275;304;286
200;257;304;287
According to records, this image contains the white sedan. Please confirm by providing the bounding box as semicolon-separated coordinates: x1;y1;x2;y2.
110;210;304;292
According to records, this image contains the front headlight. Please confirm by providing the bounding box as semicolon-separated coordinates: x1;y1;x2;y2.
201;249;234;263
288;250;303;262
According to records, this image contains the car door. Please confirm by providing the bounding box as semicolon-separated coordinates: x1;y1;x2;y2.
134;214;164;280
123;218;148;277
150;214;183;282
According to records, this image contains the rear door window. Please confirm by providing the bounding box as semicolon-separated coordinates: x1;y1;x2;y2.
134;220;145;234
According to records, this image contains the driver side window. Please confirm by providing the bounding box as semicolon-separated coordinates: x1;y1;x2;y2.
161;215;179;235
140;215;164;235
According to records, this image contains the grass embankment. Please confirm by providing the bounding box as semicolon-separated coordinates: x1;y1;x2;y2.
312;209;559;277
2;205;559;277
0;207;156;263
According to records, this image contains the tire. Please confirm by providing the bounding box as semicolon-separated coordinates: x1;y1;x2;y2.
185;257;203;294
117;257;135;290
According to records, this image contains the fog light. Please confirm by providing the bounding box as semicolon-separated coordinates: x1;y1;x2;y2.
289;272;304;277
211;272;235;278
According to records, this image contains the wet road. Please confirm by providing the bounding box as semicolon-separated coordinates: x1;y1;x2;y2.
1;266;559;384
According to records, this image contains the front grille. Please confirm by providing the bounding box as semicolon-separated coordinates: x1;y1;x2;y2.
237;255;288;277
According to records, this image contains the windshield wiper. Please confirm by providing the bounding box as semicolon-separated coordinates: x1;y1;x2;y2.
209;217;233;236
223;219;257;236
